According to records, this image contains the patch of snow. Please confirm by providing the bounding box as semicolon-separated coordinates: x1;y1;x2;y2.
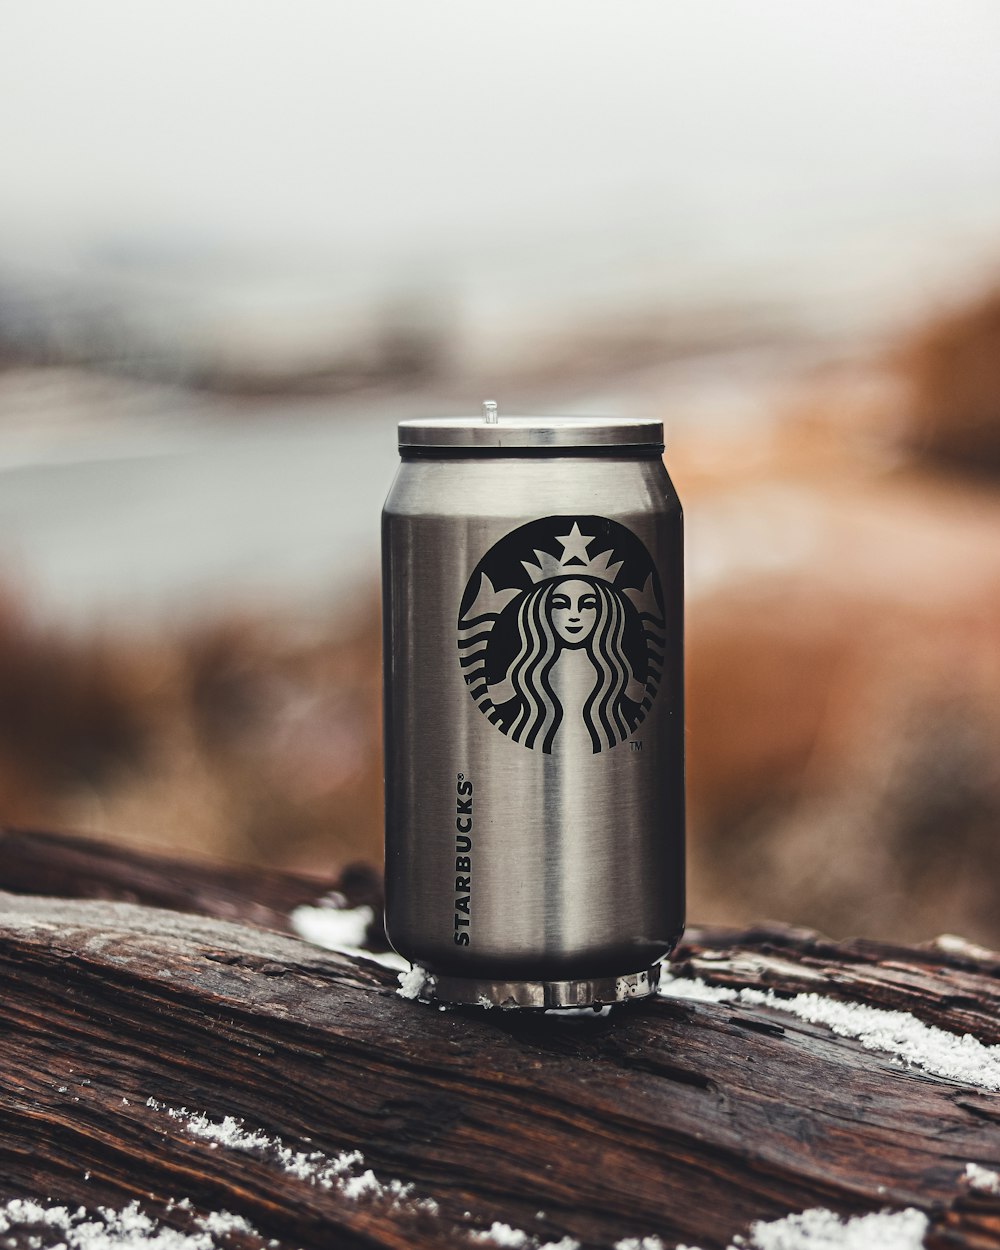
288;902;371;949
358;948;411;971
289;904;408;970
659;976;739;1005
197;1211;254;1237
470;1223;531;1248
148;1101;437;1215
964;1162;1000;1194
933;934;998;962
148;1102;584;1250
739;1206;927;1250
397;964;433;1000
670;1207;927;1250
470;1225;579;1250
0;1197;265;1249
616;1237;666;1250
660;974;1000;1091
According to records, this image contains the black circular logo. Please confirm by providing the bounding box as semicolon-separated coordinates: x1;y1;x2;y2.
458;516;665;754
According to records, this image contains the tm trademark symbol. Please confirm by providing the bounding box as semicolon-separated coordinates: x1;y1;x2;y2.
630;740;643;753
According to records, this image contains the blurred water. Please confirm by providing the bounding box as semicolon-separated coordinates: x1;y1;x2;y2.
0;382;404;628
0;340;815;628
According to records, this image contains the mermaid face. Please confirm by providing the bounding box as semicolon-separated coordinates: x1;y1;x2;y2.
548;578;599;648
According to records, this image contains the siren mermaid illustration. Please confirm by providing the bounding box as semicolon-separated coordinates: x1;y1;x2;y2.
458;520;665;754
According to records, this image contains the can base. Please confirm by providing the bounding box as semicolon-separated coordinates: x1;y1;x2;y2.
418;963;661;1010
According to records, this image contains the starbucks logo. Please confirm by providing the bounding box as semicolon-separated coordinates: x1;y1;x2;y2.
457;516;665;754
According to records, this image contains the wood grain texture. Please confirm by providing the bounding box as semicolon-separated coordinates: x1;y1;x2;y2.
0;825;387;945
1;829;999;1249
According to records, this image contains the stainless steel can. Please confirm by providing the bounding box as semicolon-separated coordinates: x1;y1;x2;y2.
382;412;684;1008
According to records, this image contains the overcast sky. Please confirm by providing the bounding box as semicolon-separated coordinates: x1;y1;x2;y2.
3;0;1000;264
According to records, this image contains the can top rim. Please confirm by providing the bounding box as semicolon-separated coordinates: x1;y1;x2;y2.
397;415;664;450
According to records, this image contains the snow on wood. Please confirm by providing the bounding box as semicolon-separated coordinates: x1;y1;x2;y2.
146;1102;588;1249
655;1207;929;1250
396;962;431;999
0;1198;265;1249
728;1206;927;1250
289;902;375;950
964;1162;1000;1195
149;1100;438;1214
469;1222;580;1250
5;835;1000;1250
289;903;408;970
660;973;1000;1090
933;934;999;962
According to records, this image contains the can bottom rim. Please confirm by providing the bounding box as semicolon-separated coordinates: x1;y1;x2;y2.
414;963;661;1010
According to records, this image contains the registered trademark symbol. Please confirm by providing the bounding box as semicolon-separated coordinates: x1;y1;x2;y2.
630;740;643;753
457;773;464;781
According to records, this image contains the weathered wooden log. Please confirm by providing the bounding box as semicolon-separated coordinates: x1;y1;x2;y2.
0;825;388;945
1;828;1000;1250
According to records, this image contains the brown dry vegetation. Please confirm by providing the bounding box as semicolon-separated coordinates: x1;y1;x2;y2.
0;600;383;875
679;289;1000;946
902;286;1000;473
2;289;1000;946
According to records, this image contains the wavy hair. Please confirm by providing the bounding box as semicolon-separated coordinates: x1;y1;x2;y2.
582;579;634;752
505;577;636;754
507;581;561;752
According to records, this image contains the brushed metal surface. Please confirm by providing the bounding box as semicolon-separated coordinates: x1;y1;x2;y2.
397;415;664;449
383;450;684;985
405;966;660;1010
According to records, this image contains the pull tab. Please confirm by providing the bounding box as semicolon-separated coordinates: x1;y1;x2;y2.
482;399;499;425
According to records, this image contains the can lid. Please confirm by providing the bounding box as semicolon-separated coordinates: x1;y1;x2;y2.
398;414;664;451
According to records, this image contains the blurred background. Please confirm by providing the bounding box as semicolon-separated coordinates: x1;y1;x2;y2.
2;1;1000;946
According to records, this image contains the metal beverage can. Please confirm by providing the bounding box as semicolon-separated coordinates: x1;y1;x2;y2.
382;412;684;1008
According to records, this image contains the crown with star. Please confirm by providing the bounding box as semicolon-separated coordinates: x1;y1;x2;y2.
521;522;624;586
